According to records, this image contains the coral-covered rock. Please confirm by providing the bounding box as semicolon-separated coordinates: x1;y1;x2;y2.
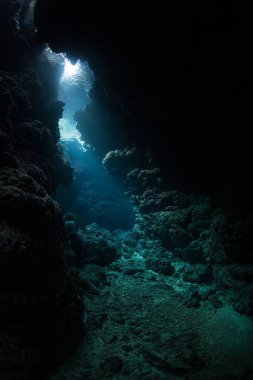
0;168;62;233
139;190;189;213
73;223;119;266
0;70;73;192
0;58;79;379
127;168;162;194
0;70;44;121
135;190;240;265
140;209;191;249
102;146;149;181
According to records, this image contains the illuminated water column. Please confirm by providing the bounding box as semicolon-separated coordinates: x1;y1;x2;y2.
42;46;94;147
58;57;94;147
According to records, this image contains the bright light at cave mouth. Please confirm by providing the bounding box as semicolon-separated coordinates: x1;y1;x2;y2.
58;118;85;148
62;59;81;79
63;58;80;78
42;46;94;149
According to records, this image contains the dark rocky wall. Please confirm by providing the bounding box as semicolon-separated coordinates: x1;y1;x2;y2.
0;3;84;379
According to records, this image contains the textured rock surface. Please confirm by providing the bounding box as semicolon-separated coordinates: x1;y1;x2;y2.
0;8;83;379
99;152;253;323
72;223;119;267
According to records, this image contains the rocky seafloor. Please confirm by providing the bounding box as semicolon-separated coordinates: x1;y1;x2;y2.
49;151;253;380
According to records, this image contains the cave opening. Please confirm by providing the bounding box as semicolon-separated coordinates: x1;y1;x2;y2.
42;46;135;232
58;55;93;147
42;45;93;147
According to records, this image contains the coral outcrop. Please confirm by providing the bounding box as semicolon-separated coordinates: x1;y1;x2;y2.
72;223;119;267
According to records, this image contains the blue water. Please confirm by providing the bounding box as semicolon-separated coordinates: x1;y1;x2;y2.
51;53;134;231
56;140;135;231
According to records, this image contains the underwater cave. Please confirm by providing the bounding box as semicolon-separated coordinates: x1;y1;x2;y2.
41;46;135;231
0;1;253;379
